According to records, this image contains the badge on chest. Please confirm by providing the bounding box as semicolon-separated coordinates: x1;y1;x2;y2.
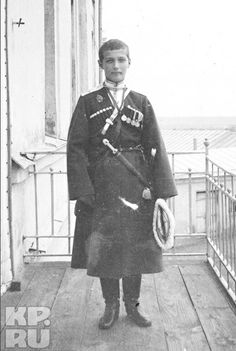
121;105;143;128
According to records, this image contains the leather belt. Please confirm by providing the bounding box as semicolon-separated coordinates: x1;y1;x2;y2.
117;145;143;152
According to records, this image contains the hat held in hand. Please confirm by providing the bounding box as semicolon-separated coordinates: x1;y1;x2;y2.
153;199;175;250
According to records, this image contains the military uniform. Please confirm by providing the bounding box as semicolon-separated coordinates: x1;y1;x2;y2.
67;82;177;279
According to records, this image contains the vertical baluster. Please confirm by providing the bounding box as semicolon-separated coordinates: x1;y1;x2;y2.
232;197;236;274
50;168;55;235
231;173;235;269
67;190;71;254
188;168;192;234
216;163;221;260
223;170;227;189
204;139;210;258
210;163;214;243
218;185;222;272
170;153;176;251
223;171;227;266
219;183;222;265
215;186;220;252
212;180;216;253
220;184;224;277
227;192;233;271
34;165;39;251
171;153;176;216
213;164;216;244
231;174;234;196
224;190;228;265
211;171;216;267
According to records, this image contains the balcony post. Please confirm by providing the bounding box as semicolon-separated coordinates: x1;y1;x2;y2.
204;139;210;257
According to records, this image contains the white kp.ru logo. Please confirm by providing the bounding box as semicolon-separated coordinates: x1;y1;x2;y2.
5;307;50;349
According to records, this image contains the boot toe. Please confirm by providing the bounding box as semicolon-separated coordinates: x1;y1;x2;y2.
125;301;152;328
98;311;119;329
98;301;119;329
127;312;152;327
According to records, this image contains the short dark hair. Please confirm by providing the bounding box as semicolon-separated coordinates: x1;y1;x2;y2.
99;39;130;62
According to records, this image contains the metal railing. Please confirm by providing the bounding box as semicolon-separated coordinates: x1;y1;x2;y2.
166;149;207;257
22;146;208;259
21;143;236;303
206;151;236;303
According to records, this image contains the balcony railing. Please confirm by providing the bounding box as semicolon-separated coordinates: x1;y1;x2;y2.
206;150;236;302
20;141;236;304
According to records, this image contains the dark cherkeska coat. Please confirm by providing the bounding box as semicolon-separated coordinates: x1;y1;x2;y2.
67;85;177;279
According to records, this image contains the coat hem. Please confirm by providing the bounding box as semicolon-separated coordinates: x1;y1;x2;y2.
86;268;164;279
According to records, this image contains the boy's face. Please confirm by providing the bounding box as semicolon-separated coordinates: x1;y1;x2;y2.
99;49;130;83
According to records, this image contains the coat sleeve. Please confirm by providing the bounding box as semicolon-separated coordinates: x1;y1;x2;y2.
67;96;95;201
141;96;178;199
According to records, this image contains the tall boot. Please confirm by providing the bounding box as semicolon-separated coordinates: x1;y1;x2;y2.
122;275;152;327
98;278;120;329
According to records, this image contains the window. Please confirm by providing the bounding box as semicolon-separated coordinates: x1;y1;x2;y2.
44;0;57;137
44;0;72;140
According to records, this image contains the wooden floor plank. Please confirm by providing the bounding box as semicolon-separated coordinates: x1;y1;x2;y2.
1;266;66;351
1;265;36;331
154;265;210;351
80;274;167;351
180;264;236;351
2;261;236;350
48;268;94;351
19;267;66;307
80;276;125;350
180;263;234;309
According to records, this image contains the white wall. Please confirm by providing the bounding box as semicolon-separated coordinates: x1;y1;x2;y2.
174;178;206;234
6;0;72;273
1;0;12;293
12;154;67;269
8;0;45;154
2;0;101;280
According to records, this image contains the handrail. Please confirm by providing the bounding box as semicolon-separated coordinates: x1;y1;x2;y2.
206;155;236;178
21;149;206;156
23;147;209;262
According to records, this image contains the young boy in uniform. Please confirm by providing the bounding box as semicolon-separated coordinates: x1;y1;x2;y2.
67;39;177;329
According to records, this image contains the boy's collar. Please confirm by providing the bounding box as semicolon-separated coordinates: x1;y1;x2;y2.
104;79;126;89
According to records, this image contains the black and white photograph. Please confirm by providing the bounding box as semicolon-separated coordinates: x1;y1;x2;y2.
1;0;236;350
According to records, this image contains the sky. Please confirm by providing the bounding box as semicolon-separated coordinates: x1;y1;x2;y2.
102;0;236;120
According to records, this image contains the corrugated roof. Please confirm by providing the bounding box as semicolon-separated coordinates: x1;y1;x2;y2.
209;148;236;175
162;129;236;152
170;148;236;175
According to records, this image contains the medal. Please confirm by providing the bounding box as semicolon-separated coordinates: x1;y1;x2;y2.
142;188;152;200
96;94;103;103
